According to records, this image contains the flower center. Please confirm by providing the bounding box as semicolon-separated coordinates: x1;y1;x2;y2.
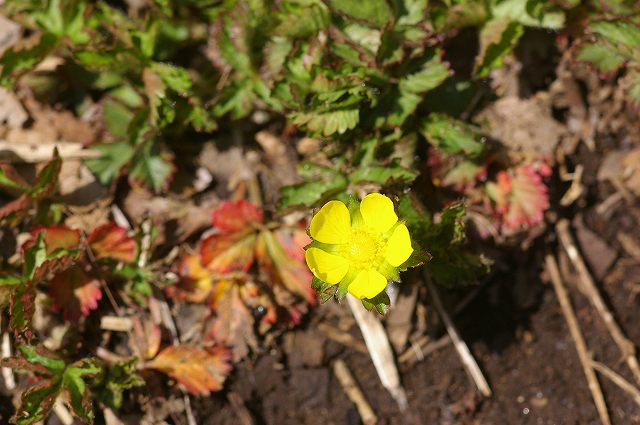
344;228;384;269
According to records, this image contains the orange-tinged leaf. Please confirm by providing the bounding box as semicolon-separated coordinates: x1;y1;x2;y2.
257;230;316;305
88;223;136;262
167;254;214;303
49;265;102;321
26;225;82;255
200;232;257;273
206;280;258;362
146;345;232;395
212;200;263;233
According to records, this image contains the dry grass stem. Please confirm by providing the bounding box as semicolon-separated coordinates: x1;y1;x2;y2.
425;276;492;397
591;360;640;407
545;254;611;425
347;295;408;410
333;359;378;425
557;219;640;385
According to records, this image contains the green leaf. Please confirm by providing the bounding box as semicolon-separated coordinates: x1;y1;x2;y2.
29;149;62;200
291;108;360;136
475;18;524;78
274;1;330;38
85;142;135;185
491;0;564;29
625;70;640;105
23;233;47;281
12;377;62;425
97;357;144;409
150;62;192;94
0;275;21;286
349;159;418;185
591;20;640;49
0;34;57;87
361;290;390;314
129;141;175;193
63;358;102;423
0;166;29;192
103;99;134;139
279;174;349;209
17;345;66;373
328;0;393;28
398;55;450;94
576;43;626;72
421;113;485;158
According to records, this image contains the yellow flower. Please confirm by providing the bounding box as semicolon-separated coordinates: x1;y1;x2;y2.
304;193;413;299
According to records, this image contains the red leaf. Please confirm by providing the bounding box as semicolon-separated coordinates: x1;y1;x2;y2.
200;232;257;273
488;165;550;234
49;265;102;321
26;225;82;255
88;222;136;262
0;194;32;225
146;345;232;395
211;200;263;233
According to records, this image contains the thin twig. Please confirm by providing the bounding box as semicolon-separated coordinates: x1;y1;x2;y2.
398;334;452;364
317;322;368;354
557;219;640;385
333;359;378;425
591;360;640;407
545;254;611;425
347;295;408;410
425;276;492;397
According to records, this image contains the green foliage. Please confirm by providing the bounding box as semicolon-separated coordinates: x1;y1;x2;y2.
96;358;145;409
1;345;102;425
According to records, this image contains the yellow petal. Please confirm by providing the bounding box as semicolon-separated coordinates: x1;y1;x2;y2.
305;247;349;284
360;193;397;234
385;224;412;267
309;200;351;244
348;269;388;299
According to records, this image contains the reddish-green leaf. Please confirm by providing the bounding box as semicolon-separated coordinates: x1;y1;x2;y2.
211;200;263;233
257;229;315;304
30;149;62;200
168;254;214;302
200;232;257;273
49;265;102;321
88;222;136;262
27;225;82;256
206;280;258;361
146;345;232;395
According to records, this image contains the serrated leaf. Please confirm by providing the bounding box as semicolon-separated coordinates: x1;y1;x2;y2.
146;345;232;395
11;378;61;425
274;1;330;38
421;113;484;158
128;141;175;193
486;164;549;234
212;200;264;233
49;265;102;321
475;18;524;78
257;229;315;304
491;0;564;29
97;357;144;409
29;148;62;200
84;142;135;185
349;159;418;185
328;0;392;28
0;33;57;87
17;345;66;373
88;222;136;263
207;280;258;362
591;20;640;49
279;174;349;209
291;108;360;136
398;55;450;94
576;43;626;72
200;232;257;274
62;358;102;423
